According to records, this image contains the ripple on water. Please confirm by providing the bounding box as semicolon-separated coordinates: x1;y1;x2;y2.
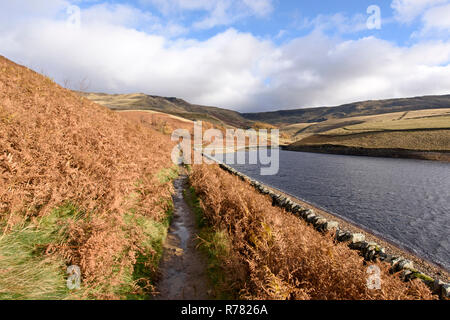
222;150;450;271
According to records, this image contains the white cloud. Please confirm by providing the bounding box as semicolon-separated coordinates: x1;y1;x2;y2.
140;0;214;14
254;35;450;110
300;13;368;34
0;1;449;112
81;3;155;28
422;3;450;32
141;0;273;29
80;2;189;37
241;0;272;16
0;0;68;28
391;0;449;23
392;0;450;38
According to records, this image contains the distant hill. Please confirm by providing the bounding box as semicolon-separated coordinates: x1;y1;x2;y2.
78;92;252;129
82;91;449;161
242;95;450;125
80;92;450;130
284;107;450;161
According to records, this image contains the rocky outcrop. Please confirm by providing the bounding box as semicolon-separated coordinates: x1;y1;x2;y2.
202;153;449;299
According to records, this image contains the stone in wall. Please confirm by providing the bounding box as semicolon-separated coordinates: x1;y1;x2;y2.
442;284;450;298
306;212;317;224
336;230;353;242
433;280;447;296
397;259;414;271
350;233;365;244
324;221;339;232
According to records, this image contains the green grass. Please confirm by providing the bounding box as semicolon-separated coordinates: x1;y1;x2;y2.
183;186;235;299
0;203;83;300
156;165;179;184
123;201;174;300
327;115;450;134
286;108;450;152
106;166;179;299
0;166;181;300
122;167;179;299
0;192;175;301
123;167;179;300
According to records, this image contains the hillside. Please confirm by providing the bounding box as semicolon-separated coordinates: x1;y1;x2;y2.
80;91;450;160
243;95;450;125
80;92;450;131
284;108;450;161
0;56;179;299
79;92;252;129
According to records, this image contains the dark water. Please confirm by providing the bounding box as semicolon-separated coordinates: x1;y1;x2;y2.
214;149;450;271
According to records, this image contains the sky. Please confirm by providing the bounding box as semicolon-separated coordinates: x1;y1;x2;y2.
0;0;450;112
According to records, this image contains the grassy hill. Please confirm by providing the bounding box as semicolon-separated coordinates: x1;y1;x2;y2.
284;108;450;161
243;95;450;125
78;92;252;129
80;91;450;160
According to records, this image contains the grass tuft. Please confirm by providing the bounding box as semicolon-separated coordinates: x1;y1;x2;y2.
184;186;235;299
0;203;83;300
156;166;180;184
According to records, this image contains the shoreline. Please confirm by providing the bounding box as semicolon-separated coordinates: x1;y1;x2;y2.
261;183;449;283
199;151;450;283
283;144;450;162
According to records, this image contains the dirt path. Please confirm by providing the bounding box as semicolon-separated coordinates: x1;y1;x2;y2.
155;172;214;300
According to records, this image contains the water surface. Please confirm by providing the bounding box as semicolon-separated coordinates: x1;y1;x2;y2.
215;150;450;271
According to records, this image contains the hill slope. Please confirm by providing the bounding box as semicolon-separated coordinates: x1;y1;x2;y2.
243;95;450;125
284;108;450;161
0;56;178;299
81;91;450;132
80;91;450;160
79;92;252;128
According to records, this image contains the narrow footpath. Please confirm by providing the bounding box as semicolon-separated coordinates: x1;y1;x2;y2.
155;172;214;300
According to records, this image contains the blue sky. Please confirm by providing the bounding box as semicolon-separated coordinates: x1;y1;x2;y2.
1;0;449;111
73;0;421;44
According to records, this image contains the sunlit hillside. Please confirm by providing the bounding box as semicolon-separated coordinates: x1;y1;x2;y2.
0;56;179;299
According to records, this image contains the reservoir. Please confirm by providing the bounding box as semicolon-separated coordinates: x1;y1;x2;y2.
214;149;450;271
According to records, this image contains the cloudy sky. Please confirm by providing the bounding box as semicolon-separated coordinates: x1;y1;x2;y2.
1;0;450;112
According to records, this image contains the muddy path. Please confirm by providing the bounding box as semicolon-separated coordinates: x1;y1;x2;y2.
155;172;214;300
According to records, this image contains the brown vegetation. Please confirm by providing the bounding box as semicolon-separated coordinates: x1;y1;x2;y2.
0;56;177;298
118;110;195;135
117;110;222;136
79;92;252;128
189;164;436;300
